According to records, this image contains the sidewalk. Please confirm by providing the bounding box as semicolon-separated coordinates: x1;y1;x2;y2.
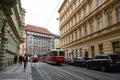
0;62;33;80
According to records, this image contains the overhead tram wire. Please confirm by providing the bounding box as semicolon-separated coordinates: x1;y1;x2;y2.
46;0;62;26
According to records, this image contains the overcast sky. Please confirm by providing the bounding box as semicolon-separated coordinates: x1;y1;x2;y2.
21;0;64;35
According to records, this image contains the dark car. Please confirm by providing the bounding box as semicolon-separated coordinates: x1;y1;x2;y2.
64;58;74;65
86;54;120;72
73;57;90;67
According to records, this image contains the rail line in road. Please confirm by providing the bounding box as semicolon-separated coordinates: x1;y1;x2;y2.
31;62;98;80
57;65;99;80
38;63;84;80
32;62;85;80
47;64;98;80
31;62;120;80
57;64;119;80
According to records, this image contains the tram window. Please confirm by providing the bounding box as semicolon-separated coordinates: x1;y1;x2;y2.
59;51;64;56
50;52;54;56
52;51;57;56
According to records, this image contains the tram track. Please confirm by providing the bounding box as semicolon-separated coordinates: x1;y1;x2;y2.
56;64;114;80
48;64;98;80
56;65;99;80
32;62;116;80
38;64;77;80
37;62;85;80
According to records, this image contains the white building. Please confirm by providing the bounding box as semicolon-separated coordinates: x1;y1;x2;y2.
25;24;55;56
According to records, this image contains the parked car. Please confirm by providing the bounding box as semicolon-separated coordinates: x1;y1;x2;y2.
73;57;90;67
86;54;120;72
64;58;74;65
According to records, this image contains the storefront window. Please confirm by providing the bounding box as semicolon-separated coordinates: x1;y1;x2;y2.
99;44;103;54
112;41;120;54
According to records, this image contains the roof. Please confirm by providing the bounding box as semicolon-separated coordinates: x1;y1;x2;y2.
25;24;52;35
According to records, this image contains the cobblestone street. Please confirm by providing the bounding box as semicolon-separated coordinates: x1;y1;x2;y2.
0;62;32;80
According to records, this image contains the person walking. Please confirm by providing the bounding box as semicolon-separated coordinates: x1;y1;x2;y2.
23;54;28;70
19;55;23;65
13;55;17;64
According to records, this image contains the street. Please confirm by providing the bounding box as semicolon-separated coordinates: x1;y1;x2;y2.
31;62;120;80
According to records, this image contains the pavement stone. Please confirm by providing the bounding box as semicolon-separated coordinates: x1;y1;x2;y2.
0;62;32;80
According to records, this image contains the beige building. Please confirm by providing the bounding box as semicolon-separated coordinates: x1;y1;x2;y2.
58;0;120;59
0;0;25;70
54;35;60;49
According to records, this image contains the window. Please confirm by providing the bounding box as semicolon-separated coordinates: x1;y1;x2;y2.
108;11;112;26
79;28;82;37
116;6;120;22
73;17;75;25
90;22;94;33
59;51;64;56
79;48;82;57
75;31;77;40
29;40;32;44
112;41;120;54
90;2;93;12
72;33;74;41
99;45;103;54
84;7;86;17
98;17;102;30
74;2;76;10
84;26;87;35
78;0;81;3
80;12;82;20
69;35;70;42
97;0;101;6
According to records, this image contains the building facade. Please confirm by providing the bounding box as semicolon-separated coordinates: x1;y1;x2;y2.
58;0;120;59
25;24;55;56
19;31;26;56
0;0;25;70
54;35;60;49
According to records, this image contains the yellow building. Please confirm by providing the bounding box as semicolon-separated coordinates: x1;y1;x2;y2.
58;0;120;59
54;35;60;49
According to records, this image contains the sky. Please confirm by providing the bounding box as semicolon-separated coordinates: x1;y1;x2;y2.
21;0;64;35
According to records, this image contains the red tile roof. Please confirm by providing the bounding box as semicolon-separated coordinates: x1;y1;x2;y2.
25;24;52;35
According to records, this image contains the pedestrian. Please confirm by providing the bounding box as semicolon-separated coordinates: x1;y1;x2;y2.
23;54;28;70
19;55;23;65
13;55;17;64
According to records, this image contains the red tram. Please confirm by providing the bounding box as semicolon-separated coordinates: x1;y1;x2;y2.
40;53;47;62
30;54;39;62
45;49;65;65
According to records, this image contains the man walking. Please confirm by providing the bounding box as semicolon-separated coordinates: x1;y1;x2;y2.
23;54;28;70
19;55;23;65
